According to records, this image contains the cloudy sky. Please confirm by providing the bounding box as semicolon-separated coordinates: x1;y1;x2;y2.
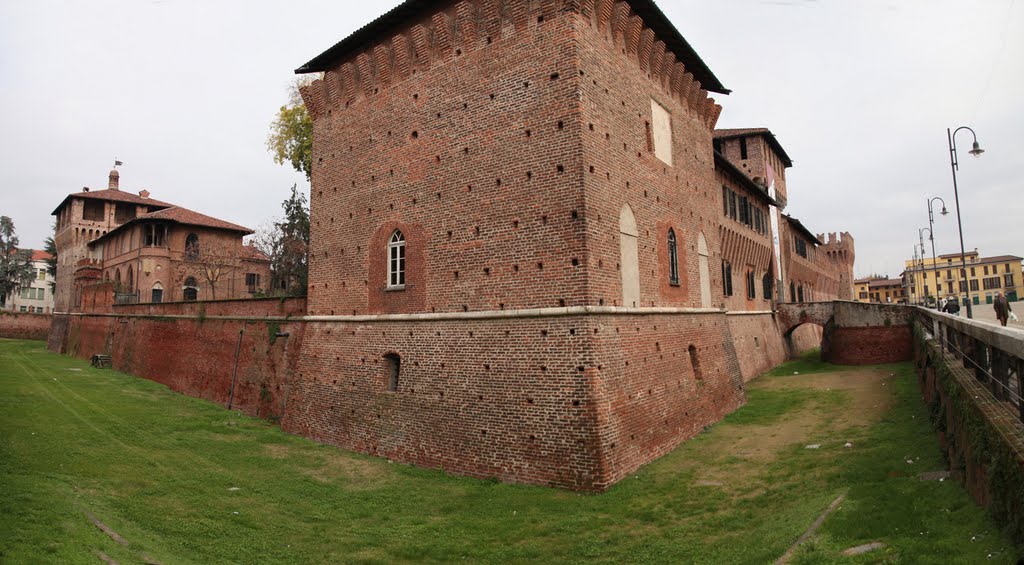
1;0;1020;279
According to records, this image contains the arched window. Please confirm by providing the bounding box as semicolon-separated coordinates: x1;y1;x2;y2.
185;233;200;261
698;233;711;308
115;269;122;284
789;281;796;303
619;205;640;307
388;231;406;289
127;265;134;292
151;282;164;304
183;276;198;302
383;353;401;392
762;271;773;300
667;229;679;286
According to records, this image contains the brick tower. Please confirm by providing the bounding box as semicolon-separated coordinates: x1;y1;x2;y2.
285;0;749;490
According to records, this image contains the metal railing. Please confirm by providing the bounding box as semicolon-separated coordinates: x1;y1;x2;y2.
917;307;1024;428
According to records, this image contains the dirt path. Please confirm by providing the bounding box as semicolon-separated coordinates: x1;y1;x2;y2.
713;368;896;462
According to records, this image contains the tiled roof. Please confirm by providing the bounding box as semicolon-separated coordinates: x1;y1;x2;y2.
868;279;903;288
91;205;253;245
714;127;794;167
294;0;730;94
139;207;252;234
929;254;1021;265
240;242;270;262
31;250;53;262
50;188;173;216
714;128;771;138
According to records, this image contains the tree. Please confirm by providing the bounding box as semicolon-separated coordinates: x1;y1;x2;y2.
175;237;242;301
44;221;57;291
0;216;34;308
252;184;309;296
267;79;314;181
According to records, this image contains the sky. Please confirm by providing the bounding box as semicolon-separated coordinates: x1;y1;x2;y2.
1;0;1021;279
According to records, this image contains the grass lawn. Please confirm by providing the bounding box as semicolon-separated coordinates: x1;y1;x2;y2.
0;340;1019;564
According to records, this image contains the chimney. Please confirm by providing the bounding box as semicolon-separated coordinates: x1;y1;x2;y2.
108;169;120;190
83;186;90;193
139;189;150;198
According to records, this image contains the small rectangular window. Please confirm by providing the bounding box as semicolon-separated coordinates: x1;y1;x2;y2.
739;137;748;160
650;100;672;166
152;289;163;303
722;186;729;216
746;270;756;299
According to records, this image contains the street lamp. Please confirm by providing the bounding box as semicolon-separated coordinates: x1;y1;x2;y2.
947;126;984;318
918;230;933;306
927;197;948;310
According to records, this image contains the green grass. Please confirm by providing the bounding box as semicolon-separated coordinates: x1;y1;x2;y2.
763;348;843;376
0;339;1019;564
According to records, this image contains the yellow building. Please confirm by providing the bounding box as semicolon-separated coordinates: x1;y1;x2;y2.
903;250;1023;306
854;276;906;303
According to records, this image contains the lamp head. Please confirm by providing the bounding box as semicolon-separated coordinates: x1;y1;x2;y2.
969;141;985;157
941;206;949;216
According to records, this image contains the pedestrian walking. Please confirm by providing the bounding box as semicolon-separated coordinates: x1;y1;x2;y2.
993;292;1012;327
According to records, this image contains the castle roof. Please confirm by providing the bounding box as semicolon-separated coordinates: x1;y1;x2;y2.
90;205;253;246
714;128;793;167
783;215;823;245
50;188;173;216
713;151;780;207
294;0;730;94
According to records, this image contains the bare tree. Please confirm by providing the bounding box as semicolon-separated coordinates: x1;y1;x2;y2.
175;236;242;300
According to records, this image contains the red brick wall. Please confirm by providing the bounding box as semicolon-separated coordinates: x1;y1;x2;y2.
728;313;789;381
593;312;744;485
825;326;912;365
577;13;723;311
0;312;52;340
48;299;306;420
303;3;587;317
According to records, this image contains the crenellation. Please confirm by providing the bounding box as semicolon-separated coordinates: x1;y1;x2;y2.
373;44;392;87
431;11;454;56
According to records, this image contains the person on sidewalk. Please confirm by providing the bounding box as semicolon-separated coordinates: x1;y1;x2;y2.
993;292;1012;327
943;297;960;316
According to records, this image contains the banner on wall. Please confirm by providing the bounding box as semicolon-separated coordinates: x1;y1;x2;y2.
767;163;783;286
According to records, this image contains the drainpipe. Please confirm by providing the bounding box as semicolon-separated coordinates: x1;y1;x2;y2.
227;322;248;410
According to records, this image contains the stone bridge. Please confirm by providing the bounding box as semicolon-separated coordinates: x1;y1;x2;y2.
776;301;915;365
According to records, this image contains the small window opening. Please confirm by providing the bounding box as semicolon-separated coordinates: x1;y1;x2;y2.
689;345;703;381
668;229;679;285
384;353;401;392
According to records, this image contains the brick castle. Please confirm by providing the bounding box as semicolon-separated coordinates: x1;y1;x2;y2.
48;0;855;491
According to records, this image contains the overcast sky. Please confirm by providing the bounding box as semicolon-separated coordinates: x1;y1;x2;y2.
2;0;1020;279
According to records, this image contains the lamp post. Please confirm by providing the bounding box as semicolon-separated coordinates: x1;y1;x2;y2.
912;244;924;305
918;230;932;306
927;197;948;310
947;126;985;318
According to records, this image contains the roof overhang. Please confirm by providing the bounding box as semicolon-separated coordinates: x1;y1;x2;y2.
783;215;823;246
294;0;730;95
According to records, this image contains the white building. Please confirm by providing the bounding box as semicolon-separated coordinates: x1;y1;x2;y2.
4;250;55;313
